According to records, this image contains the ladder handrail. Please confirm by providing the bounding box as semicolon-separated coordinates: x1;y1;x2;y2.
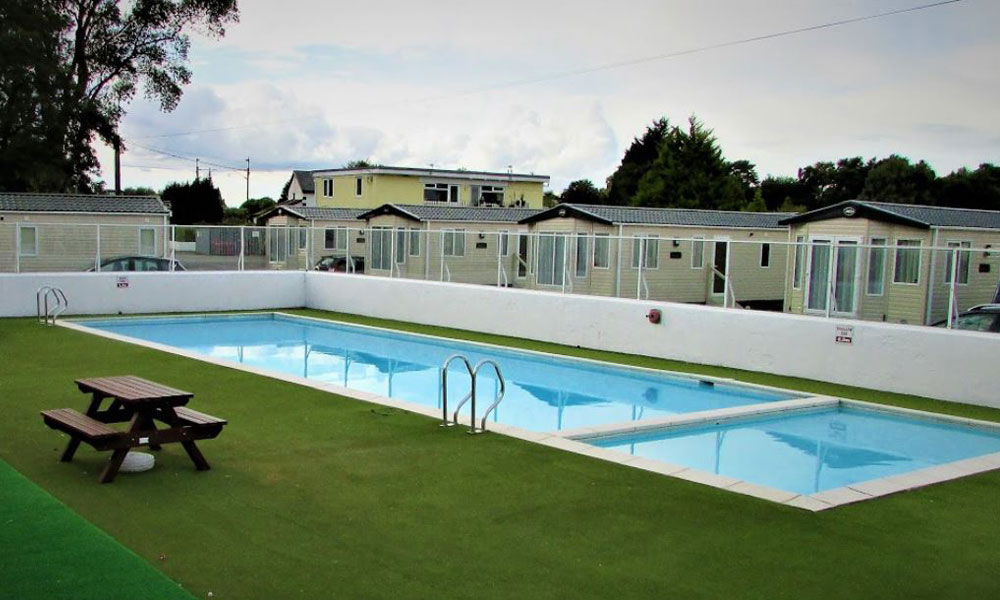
473;359;505;433
440;354;473;427
36;286;68;326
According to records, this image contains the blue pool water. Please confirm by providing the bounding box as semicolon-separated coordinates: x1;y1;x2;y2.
587;406;1000;495
77;313;794;433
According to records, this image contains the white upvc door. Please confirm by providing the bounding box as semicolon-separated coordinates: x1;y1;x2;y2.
805;236;861;316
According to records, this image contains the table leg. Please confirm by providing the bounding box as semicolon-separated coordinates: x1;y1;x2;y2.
60;437;82;462
181;441;211;471
99;448;129;483
136;412;163;451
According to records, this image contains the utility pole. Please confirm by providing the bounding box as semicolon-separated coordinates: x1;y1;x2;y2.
246;157;251;204
196;158;200;180
113;137;122;194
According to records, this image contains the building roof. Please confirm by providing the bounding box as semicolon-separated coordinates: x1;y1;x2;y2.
778;200;1000;230
520;203;794;229
0;192;168;215
257;205;368;222
292;170;315;194
311;165;550;184
358;204;542;223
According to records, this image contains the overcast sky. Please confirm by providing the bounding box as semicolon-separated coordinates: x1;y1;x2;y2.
98;0;1000;207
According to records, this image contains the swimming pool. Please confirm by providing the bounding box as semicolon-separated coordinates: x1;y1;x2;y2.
74;313;796;433
581;405;1000;496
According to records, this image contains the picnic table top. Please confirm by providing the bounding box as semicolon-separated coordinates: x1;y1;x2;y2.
75;376;193;404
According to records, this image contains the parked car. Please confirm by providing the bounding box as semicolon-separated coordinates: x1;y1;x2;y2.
932;304;1000;333
314;255;365;273
88;256;186;272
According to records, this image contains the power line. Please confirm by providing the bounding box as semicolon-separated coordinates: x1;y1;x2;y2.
132;0;964;141
128;141;246;172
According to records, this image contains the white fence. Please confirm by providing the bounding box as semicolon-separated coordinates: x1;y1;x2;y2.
2;222;998;328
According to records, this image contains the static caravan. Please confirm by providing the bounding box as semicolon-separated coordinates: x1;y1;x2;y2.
519;204;794;308
356;204;541;285
781;200;1000;325
259;205;368;271
0;192;169;273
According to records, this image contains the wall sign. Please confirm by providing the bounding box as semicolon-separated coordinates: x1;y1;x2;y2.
835;325;854;344
116;276;129;289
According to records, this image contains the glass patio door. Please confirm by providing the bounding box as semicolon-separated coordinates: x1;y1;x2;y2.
806;238;860;315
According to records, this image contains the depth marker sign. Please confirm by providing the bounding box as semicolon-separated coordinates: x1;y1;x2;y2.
835;325;854;344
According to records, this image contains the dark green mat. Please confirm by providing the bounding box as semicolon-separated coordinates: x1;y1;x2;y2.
0;458;194;600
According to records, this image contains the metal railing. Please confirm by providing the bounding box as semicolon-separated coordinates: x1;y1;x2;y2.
4;222;997;330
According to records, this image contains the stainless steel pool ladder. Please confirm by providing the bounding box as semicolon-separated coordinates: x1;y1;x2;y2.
36;286;68;326
439;354;506;434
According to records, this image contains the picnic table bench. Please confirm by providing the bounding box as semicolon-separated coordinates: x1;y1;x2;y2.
41;376;226;483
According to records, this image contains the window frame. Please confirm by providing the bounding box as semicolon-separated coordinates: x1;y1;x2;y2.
443;229;465;257
593;233;610;269
866;237;887;297
892;239;922;285
944;240;972;285
792;235;805;290
691;236;704;269
324;227;348;251
18;225;38;257
575;232;588;278
322;178;334;197
138;227;157;256
408;228;420;257
631;235;659;270
535;232;566;286
759;242;771;268
355;177;363;197
424;182;460;204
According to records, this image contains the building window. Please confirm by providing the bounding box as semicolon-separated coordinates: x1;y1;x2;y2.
759;243;771;268
443;229;465;256
893;239;922;284
371;227;392;270
408;229;420;256
944;241;971;284
517;234;529;278
792;235;805;289
499;230;510;256
325;227;347;251
867;237;887;296
425;182;459;203
575;233;588;278
537;233;566;286
632;235;659;269
481;185;504;206
691;237;704;269
323;179;334;197
355;177;363;197
18;225;37;256
138;227;156;256
395;228;406;263
593;233;610;269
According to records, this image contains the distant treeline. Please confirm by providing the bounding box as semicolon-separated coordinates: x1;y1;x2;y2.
557;117;1000;213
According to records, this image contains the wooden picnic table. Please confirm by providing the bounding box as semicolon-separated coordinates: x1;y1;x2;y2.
41;376;226;483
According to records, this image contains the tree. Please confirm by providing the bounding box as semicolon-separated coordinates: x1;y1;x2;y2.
935;164;1000;211
0;0;74;192
279;176;292;202
605;118;670;206
559;180;605;205
860;155;936;205
0;1;239;192
631;117;746;210
344;159;377;169
162;178;224;224
542;190;559;208
760;176;810;212
121;186;156;196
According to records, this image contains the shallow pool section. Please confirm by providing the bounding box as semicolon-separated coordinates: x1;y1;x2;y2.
583;405;1000;496
74;313;796;433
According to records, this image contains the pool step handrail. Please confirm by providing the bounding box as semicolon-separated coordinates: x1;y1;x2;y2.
36;286;68;326
440;354;474;427
472;359;505;434
440;354;506;434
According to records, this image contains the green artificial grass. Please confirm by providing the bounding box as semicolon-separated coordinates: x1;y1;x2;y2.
1;312;999;599
0;457;195;600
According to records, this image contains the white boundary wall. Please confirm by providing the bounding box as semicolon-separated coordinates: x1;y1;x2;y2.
305;273;1000;409
1;271;997;409
0;272;305;317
